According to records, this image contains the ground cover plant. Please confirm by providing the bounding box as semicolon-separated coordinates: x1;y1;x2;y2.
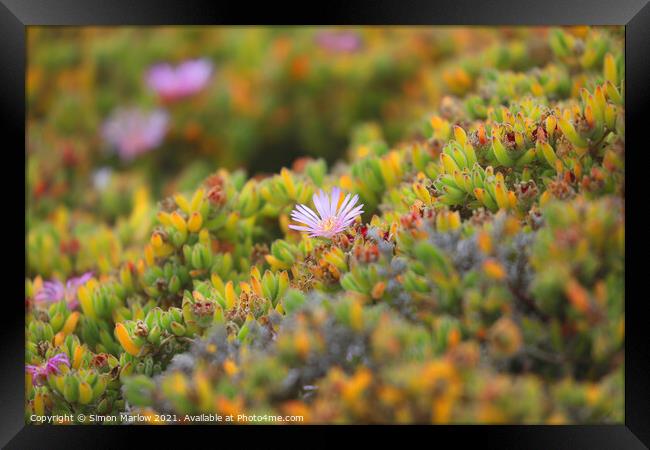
26;26;624;424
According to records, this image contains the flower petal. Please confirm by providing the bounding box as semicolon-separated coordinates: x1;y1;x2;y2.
313;190;330;219
337;193;353;215
291;211;317;227
330;187;341;217
295;204;321;223
338;194;360;219
288;224;314;232
341;204;364;223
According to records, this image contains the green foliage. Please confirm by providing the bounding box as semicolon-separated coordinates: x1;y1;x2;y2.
26;26;624;424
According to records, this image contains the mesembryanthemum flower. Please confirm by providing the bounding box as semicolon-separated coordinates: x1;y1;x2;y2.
146;58;214;102
102;108;169;161
34;272;93;310
289;188;364;238
26;353;70;386
315;31;363;53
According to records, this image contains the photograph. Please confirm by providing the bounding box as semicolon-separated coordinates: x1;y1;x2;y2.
22;25;628;426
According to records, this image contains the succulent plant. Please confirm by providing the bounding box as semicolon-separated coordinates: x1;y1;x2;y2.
26;26;624;424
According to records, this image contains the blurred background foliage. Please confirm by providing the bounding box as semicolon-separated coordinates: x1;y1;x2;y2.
27;27;551;219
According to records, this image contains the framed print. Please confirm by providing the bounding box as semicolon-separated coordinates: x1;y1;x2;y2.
2;0;648;447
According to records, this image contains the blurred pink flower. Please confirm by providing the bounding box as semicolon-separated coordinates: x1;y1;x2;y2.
315;31;363;53
102;109;169;161
26;353;70;386
34;271;93;310
146;59;214;102
289;188;364;238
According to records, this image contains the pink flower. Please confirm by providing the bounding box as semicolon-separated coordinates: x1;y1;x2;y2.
102;108;169;161
289;188;364;238
33;272;93;310
26;353;70;386
315;31;363;53
146;59;214;102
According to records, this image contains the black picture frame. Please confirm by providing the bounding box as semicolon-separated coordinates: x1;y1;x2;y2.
3;0;648;447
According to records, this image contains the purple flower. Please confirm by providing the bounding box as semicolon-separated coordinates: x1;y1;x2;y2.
315;31;363;53
26;353;70;386
146;59;214;102
33;271;93;310
102;108;169;161
289;188;364;239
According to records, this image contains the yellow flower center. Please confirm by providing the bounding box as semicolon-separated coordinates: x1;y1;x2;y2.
321;217;336;232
